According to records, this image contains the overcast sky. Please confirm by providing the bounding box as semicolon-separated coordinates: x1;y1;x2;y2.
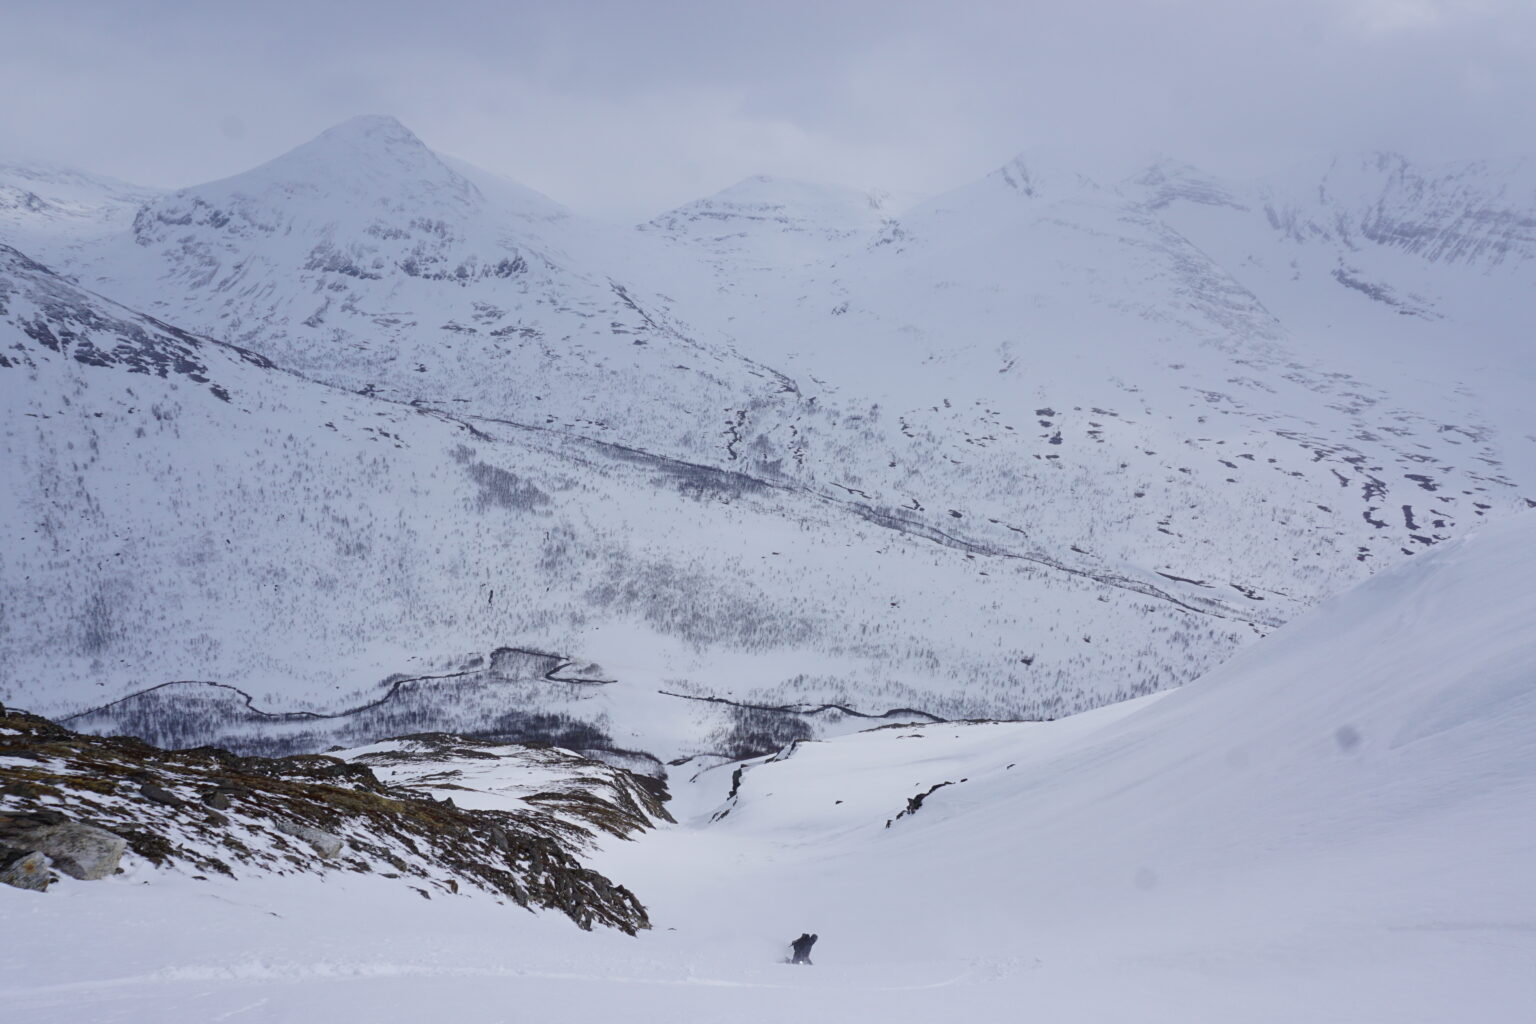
2;0;1532;219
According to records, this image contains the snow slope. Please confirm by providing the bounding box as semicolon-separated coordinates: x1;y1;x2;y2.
0;244;1249;746
651;146;1536;612
615;510;1536;981
1126;152;1536;483
641;173;904;289
5;510;1532;1023
0;160;160;261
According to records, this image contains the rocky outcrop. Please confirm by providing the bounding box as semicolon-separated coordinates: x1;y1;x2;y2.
346;733;674;840
0;707;651;933
138;782;183;808
272;816;344;859
0;849;51;891
0;819;126;880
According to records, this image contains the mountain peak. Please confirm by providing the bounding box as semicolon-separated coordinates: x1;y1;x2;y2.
1126;158;1247;211
992;154;1043;197
315;114;427;152
982;153;1099;200
644;173;895;243
707;174;874;207
1130;157;1214;186
281;114;446;174
162;113;479;217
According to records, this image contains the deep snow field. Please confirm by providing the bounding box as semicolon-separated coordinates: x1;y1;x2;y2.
6;512;1533;1023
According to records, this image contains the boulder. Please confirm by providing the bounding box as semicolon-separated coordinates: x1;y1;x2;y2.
488;825;511;853
0;850;51;891
139;782;183;807
5;823;126;880
272;817;344;859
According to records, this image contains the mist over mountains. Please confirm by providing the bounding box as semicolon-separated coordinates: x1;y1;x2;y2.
4;103;1536;1023
2;115;1532;764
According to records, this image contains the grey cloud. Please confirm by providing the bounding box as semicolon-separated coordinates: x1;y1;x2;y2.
1;0;1532;219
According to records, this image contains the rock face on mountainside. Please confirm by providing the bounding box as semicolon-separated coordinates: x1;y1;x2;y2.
0;243;269;396
0;706;658;932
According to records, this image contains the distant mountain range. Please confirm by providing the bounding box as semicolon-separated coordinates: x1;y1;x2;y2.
2;116;1531;768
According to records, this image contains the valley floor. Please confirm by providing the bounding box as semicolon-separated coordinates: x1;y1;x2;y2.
5;698;1532;1024
7;879;1525;1024
8;513;1536;1023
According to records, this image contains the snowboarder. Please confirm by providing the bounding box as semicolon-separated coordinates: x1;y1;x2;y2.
789;932;818;965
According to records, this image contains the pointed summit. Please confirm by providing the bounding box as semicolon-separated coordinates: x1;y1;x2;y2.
991;154;1043;197
294;115;443;170
235;114;474;204
128;114;483;255
317;114;422;145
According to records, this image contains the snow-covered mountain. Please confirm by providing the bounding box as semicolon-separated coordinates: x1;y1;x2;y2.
0;243;1255;756
653;146;1534;598
2;118;1533;766
1127;151;1536;480
641;173;905;287
40;116;798;463
0;160;160;260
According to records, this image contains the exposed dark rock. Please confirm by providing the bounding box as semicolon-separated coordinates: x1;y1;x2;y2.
892;780;957;823
0;705;651;933
0;820;126;880
0;245;268;402
351;733;673;838
139;782;183;807
0;849;51;891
